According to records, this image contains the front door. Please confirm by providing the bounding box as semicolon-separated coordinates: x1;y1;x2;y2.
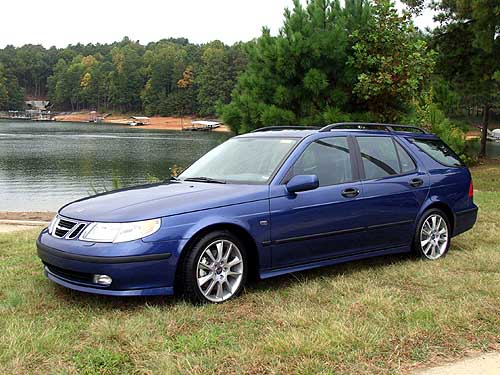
269;136;365;269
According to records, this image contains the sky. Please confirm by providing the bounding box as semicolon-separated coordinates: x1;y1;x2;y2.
0;0;437;48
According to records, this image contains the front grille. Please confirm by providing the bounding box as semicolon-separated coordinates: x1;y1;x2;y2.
51;216;88;240
54;227;68;237
58;219;75;229
68;223;86;239
44;262;93;284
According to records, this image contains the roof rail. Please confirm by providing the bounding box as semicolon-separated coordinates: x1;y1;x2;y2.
319;122;428;134
251;126;320;133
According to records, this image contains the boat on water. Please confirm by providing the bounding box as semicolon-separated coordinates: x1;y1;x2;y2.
128;116;150;126
487;129;500;142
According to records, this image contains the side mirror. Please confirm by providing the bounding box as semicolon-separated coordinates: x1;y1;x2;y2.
286;175;319;194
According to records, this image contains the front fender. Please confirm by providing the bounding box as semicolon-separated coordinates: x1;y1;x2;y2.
180;215;251;241
143;200;271;268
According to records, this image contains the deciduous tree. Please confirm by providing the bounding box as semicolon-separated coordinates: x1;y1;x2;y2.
403;0;500;156
349;0;436;121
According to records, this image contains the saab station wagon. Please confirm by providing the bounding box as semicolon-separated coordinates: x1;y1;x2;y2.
37;123;478;303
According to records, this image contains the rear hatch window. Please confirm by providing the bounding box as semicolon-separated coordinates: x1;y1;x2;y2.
410;138;463;167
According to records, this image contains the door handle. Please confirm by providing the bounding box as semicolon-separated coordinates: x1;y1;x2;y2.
341;188;359;198
409;178;424;188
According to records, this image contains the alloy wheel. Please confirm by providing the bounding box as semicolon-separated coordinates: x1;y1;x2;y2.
196;239;244;302
420;214;449;260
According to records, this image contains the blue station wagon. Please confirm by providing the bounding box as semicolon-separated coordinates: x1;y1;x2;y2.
37;123;478;303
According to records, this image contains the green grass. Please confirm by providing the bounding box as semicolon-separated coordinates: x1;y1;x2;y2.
1;161;500;374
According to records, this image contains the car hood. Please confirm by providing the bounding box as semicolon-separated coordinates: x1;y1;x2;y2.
59;181;270;222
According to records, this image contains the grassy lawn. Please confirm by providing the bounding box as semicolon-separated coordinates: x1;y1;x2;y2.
1;160;499;374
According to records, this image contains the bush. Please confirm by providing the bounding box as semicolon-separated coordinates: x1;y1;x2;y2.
260;105;296;126
323;107;352;124
350;111;379;123
405;98;479;165
219;101;243;133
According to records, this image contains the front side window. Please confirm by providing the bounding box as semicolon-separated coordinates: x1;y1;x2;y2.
180;137;298;184
410;138;463;167
286;137;353;186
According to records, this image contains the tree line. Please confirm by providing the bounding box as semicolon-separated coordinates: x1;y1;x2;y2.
0;38;247;117
0;0;498;158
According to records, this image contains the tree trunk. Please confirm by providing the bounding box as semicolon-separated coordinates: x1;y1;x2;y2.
479;103;490;158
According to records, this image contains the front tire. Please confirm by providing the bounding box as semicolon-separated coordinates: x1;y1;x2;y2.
414;209;451;260
181;230;247;303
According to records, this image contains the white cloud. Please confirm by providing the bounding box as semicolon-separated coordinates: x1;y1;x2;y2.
395;0;438;30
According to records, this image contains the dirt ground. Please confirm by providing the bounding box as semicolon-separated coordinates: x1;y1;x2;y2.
0;212;54;221
414;352;500;375
465;130;481;140
52;112;231;132
0;224;39;233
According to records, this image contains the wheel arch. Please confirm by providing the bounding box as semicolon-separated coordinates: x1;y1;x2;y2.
418;200;455;234
174;222;260;294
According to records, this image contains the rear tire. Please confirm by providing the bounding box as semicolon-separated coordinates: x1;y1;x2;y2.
181;230;247;303
413;209;451;260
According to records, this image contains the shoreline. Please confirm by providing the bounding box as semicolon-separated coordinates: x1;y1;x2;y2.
0;212;55;222
1;112;231;132
52;113;231;132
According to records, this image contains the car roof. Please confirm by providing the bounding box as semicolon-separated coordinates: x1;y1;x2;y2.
237;123;437;140
238;129;318;138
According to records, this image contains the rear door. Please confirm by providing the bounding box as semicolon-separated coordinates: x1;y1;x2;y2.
353;135;429;250
269;136;366;268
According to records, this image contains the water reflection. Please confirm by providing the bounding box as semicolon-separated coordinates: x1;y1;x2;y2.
0;120;229;211
486;142;500;158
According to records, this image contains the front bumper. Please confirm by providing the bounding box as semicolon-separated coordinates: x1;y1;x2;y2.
37;229;185;296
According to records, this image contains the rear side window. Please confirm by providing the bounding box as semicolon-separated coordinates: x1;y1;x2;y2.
395;142;417;173
411;138;463;167
357;136;417;179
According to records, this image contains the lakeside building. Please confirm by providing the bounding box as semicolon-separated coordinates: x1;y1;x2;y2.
1;100;53;121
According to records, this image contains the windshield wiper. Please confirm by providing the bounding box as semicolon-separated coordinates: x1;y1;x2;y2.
183;176;227;184
161;176;180;184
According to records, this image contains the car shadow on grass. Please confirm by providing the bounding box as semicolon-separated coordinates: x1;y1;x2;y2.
247;251;417;293
48;251;419;309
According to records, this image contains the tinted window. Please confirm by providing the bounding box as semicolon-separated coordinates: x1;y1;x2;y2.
411;138;463;167
288;137;353;186
357;137;400;179
395;141;417;173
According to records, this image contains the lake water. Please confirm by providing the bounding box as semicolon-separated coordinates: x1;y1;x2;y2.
485;141;500;158
1;120;499;212
0;120;230;212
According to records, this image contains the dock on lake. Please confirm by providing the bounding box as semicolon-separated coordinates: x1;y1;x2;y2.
182;120;221;131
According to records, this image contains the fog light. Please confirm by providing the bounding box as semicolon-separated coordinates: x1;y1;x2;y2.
93;274;112;286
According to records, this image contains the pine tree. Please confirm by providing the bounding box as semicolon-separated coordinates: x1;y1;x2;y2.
220;0;372;133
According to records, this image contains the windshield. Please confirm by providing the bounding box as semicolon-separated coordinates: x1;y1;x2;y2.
179;137;298;184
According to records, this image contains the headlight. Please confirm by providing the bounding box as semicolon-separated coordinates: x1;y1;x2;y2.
48;215;59;235
79;218;161;243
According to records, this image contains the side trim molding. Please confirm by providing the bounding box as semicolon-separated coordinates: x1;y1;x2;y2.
366;219;414;230
264;219;415;246
273;226;365;245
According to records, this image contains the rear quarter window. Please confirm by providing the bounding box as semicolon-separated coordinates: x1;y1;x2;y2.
410;138;463;167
